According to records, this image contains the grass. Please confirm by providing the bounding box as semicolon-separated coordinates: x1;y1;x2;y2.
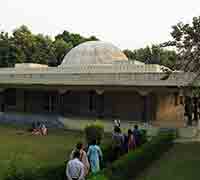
0;125;86;178
137;142;200;180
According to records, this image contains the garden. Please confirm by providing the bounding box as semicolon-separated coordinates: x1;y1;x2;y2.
0;122;183;180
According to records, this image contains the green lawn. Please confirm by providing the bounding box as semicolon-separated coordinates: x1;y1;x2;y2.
0;125;86;178
137;142;200;180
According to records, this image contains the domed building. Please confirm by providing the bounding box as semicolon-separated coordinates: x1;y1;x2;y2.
0;41;195;127
61;41;128;65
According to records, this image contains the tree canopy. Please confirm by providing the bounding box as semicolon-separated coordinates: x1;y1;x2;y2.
0;25;179;69
161;16;200;72
0;25;99;67
123;45;177;69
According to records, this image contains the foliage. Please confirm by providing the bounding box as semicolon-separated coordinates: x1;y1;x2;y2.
123;45;177;69
140;129;148;144
84;121;104;145
53;39;73;65
55;30;98;47
100;141;115;167
89;133;174;180
0;25;99;67
107;133;174;180
161;16;200;74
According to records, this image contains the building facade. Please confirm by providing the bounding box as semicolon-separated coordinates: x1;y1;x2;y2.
0;41;195;127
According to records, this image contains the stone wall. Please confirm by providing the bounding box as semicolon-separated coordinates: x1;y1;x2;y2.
155;93;185;127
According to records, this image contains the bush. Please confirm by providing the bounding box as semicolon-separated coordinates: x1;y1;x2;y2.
140;129;148;144
107;133;175;180
84;121;104;145
89;133;174;180
100;141;116;168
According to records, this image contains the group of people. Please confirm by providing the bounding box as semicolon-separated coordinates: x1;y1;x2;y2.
31;121;48;136
65;120;143;180
66;140;102;180
112;120;142;160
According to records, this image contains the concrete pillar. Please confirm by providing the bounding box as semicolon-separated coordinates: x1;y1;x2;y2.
58;89;68;115
0;89;5;112
48;94;52;113
143;95;151;123
96;90;104;118
16;89;25;112
136;89;151;123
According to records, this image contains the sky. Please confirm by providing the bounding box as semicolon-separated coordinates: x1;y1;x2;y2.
0;0;199;50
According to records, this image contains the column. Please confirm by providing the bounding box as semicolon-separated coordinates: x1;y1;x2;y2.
16;89;25;112
143;95;150;123
0;89;4;112
96;89;104;118
136;89;151;123
58;89;68;115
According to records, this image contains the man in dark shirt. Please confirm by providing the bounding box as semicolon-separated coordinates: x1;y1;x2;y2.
133;125;141;147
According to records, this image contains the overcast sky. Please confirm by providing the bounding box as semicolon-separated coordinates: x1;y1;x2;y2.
0;0;199;49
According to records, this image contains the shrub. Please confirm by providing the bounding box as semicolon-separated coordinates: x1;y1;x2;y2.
140;129;148;144
100;141;116;168
89;133;174;180
107;133;175;180
84;121;104;145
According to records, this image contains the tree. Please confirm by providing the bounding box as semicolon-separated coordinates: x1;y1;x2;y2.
160;17;200;126
123;45;177;68
53;39;73;65
161;16;200;73
55;30;99;48
0;32;23;67
32;34;56;66
12;25;35;63
0;26;99;67
123;49;135;60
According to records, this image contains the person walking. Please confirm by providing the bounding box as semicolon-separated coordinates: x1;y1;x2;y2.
70;142;90;176
133;125;141;147
87;139;103;174
112;126;124;159
66;150;85;180
127;129;136;152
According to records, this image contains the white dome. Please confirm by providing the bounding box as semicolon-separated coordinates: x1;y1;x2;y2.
60;41;128;66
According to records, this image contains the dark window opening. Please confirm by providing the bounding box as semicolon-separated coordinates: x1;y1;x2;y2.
89;91;95;112
5;89;16;106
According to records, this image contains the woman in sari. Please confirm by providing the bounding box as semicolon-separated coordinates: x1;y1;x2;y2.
128;129;136;152
87;139;103;174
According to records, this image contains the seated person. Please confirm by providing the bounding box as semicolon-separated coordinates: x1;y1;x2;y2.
41;124;48;135
31;128;42;135
31;121;42;135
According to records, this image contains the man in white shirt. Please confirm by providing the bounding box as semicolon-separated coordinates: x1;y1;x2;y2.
66;150;85;180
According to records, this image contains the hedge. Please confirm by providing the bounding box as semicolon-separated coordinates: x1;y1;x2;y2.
3;132;174;180
89;133;175;180
84;121;104;145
